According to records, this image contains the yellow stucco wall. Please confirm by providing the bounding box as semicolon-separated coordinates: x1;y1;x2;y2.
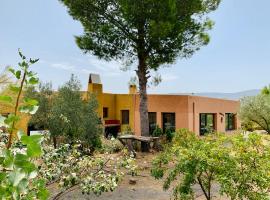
0;82;240;136
87;83;136;132
0;103;30;134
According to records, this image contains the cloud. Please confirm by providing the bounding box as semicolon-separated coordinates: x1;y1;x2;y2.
51;63;76;71
44;58;123;78
162;73;179;82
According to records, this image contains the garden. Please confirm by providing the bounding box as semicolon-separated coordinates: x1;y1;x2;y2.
1;51;270;200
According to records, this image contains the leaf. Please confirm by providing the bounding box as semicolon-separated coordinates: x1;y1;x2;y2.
2;150;14;169
29;106;39;115
8;170;26;186
9;85;21;93
8;67;16;75
0;173;6;181
28;77;39;85
21;135;43;157
29;58;39;64
19;105;39;115
15;70;21;79
18;49;26;60
37;188;49;200
0;95;12;103
14;154;36;174
4;114;20;126
23;98;39;106
0;157;4;165
17;178;29;194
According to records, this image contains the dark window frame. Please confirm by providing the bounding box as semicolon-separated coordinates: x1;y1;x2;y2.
103;107;108;118
1;113;9;117
162;112;176;132
225;113;235;131
149;112;157;135
121;110;130;125
199;113;216;136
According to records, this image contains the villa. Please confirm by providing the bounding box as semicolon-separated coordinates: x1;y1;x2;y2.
87;74;240;136
0;74;240;136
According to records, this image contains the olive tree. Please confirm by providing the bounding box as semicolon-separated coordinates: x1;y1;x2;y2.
59;0;221;147
25;82;53;131
240;95;270;133
152;129;270;200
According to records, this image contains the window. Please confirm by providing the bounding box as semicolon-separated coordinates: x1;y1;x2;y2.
200;113;216;135
1;113;9;117
225;113;235;131
149;112;157;135
121;110;129;125
103;107;108;118
162;113;175;132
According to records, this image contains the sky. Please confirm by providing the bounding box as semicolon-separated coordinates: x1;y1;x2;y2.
0;0;270;94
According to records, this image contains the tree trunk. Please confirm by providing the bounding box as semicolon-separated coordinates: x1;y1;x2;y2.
53;136;57;149
136;12;150;152
137;63;150;152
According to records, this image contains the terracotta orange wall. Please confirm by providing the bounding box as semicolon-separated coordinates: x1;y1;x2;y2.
134;95;190;135
187;96;240;135
134;95;240;136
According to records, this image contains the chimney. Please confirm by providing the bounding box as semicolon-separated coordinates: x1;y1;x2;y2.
129;85;137;94
88;73;103;94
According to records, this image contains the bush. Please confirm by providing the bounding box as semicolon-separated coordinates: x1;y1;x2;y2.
152;129;270;200
152;125;163;137
100;136;124;153
165;127;175;142
27;75;102;150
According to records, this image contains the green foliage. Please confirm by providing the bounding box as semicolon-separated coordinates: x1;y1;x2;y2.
261;84;270;95
59;0;221;137
49;74;83;142
152;129;270;200
165;127;175;142
39;140;137;198
80;94;103;150
121;125;133;135
0;50;48;199
218;133;270;200
25;82;53;130
152;125;163;137
240;94;270;133
26;75;102;150
100;136;124;153
50;75;102;149
59;0;220;70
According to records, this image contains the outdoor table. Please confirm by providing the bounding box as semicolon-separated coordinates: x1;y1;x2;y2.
118;134;159;156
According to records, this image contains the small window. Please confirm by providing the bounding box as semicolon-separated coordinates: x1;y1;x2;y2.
149;112;157;135
200;113;216;136
121;110;129;125
1;113;9;117
225;113;235;131
103;107;108;118
162;113;176;132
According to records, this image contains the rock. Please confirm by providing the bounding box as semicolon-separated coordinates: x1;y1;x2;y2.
129;178;137;185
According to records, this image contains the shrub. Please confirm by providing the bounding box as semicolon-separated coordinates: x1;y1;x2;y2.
165;127;175;142
100;136;124;153
0;50;49;199
152;129;270;200
152;125;163;137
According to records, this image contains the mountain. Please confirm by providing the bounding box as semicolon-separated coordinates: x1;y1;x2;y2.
172;89;260;100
